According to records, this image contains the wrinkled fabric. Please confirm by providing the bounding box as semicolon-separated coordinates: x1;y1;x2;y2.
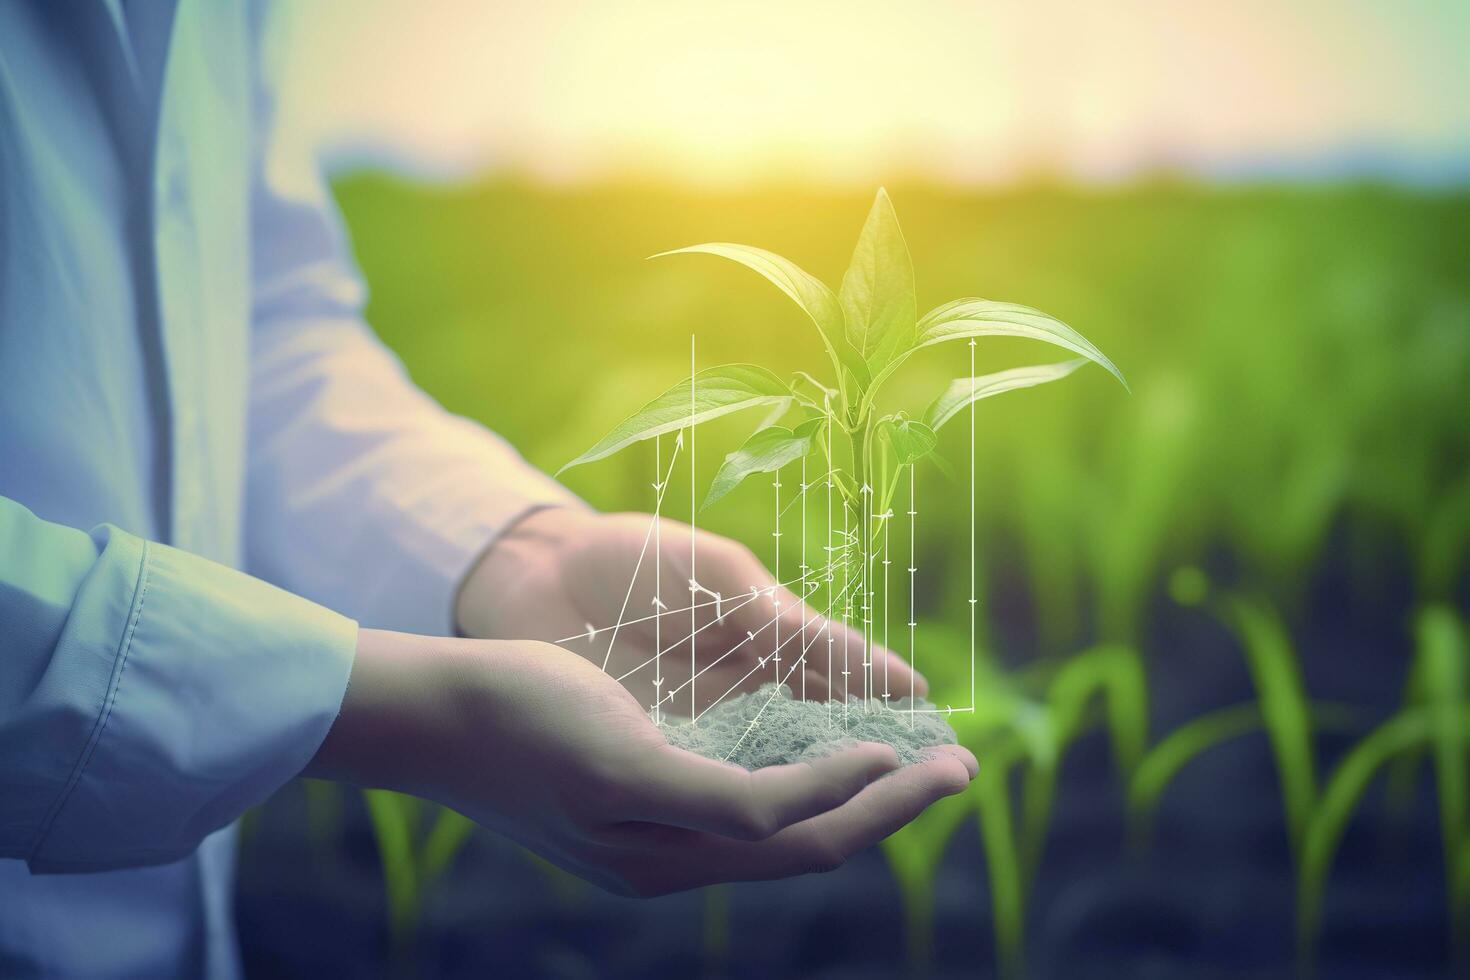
0;1;578;976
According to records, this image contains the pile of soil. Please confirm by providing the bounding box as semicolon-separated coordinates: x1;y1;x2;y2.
661;683;957;769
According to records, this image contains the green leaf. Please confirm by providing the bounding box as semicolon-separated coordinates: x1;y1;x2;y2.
975;749;1027;978
881;795;976;965
651;243;868;386
1415;607;1469;924
840;188;917;373
1130;699;1362;847
924;359;1087;432
1224;595;1316;857
862;298;1129;412
1019;644;1148;883
560;364;790;473
1129;703;1263;838
1299;709;1438;963
880;417;938;465
421;807;476;885
914;299;1128;390
703;418;822;510
363;790;421;946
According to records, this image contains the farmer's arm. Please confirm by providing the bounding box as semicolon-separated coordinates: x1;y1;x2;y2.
305;628;975;896
236;28;926;699
243;35;579;635
0;495;355;872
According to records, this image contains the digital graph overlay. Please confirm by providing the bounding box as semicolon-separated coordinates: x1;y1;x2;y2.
555;337;980;757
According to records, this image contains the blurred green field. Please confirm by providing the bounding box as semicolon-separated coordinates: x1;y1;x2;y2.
336;177;1470;663
322;178;1470;974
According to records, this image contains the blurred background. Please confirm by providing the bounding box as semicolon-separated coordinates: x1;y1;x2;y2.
239;2;1470;977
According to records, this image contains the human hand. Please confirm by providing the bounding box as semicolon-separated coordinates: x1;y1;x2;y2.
455;508;927;715
307;629;974;895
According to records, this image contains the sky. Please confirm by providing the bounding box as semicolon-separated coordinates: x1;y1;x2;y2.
275;0;1470;185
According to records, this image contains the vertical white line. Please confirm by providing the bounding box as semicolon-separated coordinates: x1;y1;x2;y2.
842;501;850;731
908;462;916;729
969;340;977;712
882;507;890;703
825;402;834;727
861;479;869;710
773;464;781;690
655;434;662;725
800;455;808;703
690;335;697;724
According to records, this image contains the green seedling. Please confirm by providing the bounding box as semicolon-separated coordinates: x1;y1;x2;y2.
1308;608;1470;970
1143;578;1470;972
968;648;1144;979
882;794;976;969
880;642;1034;968
1017;644;1148;886
561;188;1125;596
878;629;1147;978
1128;701;1362;846
363;791;477;955
973;737;1031;980
1141;574;1322;857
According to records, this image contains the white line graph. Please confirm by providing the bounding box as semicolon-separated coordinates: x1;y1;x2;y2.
772;468;782;691
565;335;981;751
626;573;837;694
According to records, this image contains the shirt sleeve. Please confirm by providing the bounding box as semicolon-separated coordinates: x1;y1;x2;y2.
0;496;356;872
243;10;581;637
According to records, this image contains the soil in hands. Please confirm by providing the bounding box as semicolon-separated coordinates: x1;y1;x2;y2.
661;683;957;769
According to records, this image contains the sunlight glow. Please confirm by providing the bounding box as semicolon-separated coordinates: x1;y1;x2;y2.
276;0;1470;184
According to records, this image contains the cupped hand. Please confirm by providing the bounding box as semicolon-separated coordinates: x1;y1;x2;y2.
308;629;972;896
456;508;927;715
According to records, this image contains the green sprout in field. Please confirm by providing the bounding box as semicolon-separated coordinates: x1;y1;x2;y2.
559;188;1127;976
1136;573;1470;975
359;191;1129;973
562;188;1126;680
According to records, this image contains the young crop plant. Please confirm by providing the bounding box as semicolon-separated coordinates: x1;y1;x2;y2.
564;187;1124;519
561;189;1126;741
1138;574;1470;973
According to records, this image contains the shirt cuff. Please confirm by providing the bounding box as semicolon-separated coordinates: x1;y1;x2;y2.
351;418;589;638
28;528;356;872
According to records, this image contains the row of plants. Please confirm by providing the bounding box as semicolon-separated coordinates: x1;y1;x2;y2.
293;180;1470;975
335;188;1469;978
338;588;1467;976
883;587;1469;977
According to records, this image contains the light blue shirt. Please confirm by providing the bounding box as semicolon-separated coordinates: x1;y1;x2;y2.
0;2;577;975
